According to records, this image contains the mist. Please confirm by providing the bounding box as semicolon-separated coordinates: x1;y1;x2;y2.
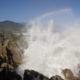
17;9;80;79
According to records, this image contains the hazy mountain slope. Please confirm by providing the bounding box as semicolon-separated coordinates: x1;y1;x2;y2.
0;20;24;33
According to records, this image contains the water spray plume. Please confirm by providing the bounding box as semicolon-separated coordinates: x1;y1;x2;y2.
18;9;80;79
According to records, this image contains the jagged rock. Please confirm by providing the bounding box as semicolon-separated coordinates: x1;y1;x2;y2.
62;69;80;80
23;69;49;80
62;69;74;80
7;41;22;67
0;30;22;72
50;75;63;80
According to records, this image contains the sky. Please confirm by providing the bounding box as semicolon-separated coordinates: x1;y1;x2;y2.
0;0;80;22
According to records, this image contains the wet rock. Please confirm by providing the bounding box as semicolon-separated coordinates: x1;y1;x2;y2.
23;69;49;80
62;68;80;80
62;69;74;80
50;75;63;80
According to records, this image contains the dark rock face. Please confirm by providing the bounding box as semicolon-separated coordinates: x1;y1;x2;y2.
50;75;63;80
0;68;22;80
23;69;80;80
23;70;49;80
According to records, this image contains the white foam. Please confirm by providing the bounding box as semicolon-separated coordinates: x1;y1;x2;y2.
18;9;80;79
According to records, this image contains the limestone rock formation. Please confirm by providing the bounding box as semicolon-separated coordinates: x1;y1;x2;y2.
0;30;22;72
0;30;22;80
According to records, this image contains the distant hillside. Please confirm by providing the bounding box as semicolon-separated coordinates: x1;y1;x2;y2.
0;20;24;33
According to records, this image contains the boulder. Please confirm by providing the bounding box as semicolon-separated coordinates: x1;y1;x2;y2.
62;68;80;80
50;75;63;80
7;41;22;67
23;69;49;80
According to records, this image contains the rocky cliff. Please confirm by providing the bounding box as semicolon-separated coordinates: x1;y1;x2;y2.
0;30;22;71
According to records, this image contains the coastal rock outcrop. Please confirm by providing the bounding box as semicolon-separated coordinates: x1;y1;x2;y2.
23;69;80;80
23;69;49;80
0;30;22;80
0;31;22;71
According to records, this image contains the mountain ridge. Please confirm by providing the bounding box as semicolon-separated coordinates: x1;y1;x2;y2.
0;20;24;33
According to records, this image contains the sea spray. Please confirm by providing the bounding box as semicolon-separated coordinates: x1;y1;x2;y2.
17;9;80;79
